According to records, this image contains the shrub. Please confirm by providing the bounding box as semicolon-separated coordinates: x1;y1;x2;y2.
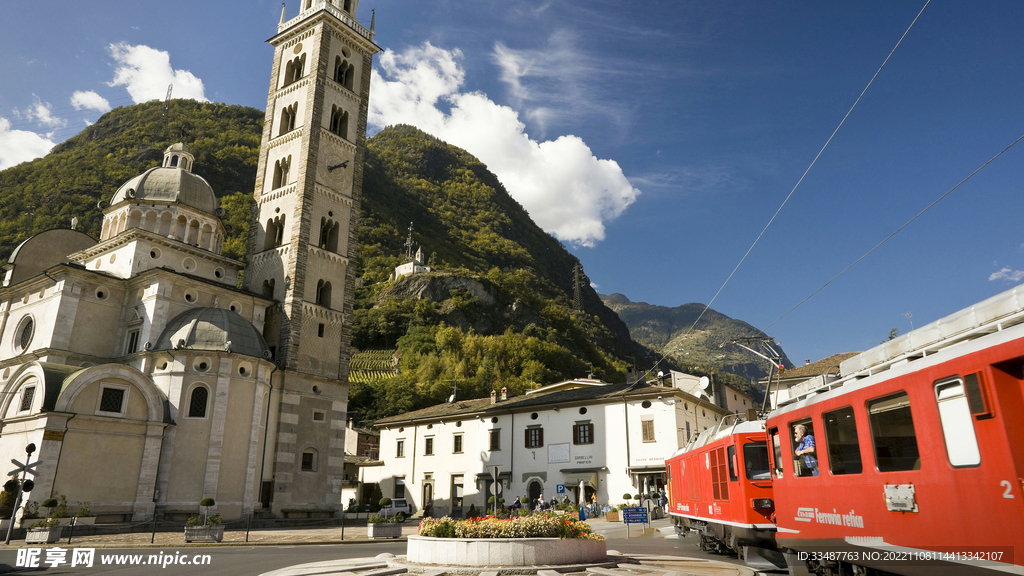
41;498;58;517
368;514;401;524
75;502;91;517
31;518;60;529
54;495;70;518
379;497;392;508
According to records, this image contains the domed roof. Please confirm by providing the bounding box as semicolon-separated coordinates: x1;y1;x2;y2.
110;168;219;214
108;143;219;214
154;308;270;359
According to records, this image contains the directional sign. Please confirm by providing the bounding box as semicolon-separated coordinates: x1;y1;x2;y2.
622;507;649;524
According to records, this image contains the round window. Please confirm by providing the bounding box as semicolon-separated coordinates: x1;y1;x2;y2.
215;267;225;279
579;407;588;415
530;412;538;420
491;417;498;424
150;248;161;260
642;400;652;409
14;316;34;353
194;357;211;372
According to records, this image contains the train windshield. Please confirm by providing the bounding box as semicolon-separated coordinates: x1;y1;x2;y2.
744;442;771;481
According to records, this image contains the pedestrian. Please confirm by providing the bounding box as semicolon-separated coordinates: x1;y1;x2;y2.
659;488;668;513
537;494;546;511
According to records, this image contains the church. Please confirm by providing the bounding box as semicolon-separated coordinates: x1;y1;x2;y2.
0;0;378;522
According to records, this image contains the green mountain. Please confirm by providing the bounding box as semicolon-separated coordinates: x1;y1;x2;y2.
0;100;261;263
348;125;657;421
600;293;794;383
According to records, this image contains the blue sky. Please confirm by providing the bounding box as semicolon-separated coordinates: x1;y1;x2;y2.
2;1;1023;365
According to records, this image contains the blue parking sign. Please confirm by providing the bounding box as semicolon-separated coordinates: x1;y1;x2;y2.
556;484;565;493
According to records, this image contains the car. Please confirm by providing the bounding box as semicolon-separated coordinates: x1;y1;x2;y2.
380;498;412;521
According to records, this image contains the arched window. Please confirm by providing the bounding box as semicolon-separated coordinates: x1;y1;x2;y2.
188;385;209;418
278;102;297;136
170;155;179;167
282;54;305;87
319;218;339;252
329;106;348;139
262;278;276;299
301;448;318;471
315;280;332;308
334;58;354;90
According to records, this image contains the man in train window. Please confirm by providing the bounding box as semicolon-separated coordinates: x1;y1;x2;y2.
793;424;819;476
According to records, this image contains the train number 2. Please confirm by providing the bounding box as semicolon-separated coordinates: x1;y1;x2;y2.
1001;480;1015;499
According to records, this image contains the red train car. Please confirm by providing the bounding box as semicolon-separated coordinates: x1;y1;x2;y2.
766;284;1024;576
665;417;779;564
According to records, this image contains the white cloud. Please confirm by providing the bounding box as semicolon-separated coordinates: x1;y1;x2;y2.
21;97;65;129
0;118;55;169
369;43;639;247
989;267;1024;283
106;43;206;104
70;90;112;113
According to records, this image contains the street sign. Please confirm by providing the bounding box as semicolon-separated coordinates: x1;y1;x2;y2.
556;484;565;493
622;507;649;524
489;482;502;495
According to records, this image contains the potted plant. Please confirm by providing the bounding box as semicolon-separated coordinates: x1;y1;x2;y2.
26;517;62;544
184;498;224;542
368;498;403;539
605;505;620;523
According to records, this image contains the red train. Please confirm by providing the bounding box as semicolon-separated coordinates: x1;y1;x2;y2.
666;283;1024;576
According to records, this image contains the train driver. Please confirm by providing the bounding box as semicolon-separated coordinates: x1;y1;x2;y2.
793;424;819;476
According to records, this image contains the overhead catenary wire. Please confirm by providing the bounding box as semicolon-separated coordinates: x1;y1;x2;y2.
629;0;932;387
763;130;1024;332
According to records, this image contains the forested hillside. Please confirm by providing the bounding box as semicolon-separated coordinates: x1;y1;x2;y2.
347;126;656;422
0;100;260;262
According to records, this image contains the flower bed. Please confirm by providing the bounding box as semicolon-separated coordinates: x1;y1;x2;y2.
418;514;602;540
411;514;606;566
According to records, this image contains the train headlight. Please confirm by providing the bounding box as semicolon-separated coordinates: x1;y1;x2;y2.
752;498;774;509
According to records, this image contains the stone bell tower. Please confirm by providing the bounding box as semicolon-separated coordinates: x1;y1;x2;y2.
247;0;378;379
245;0;379;511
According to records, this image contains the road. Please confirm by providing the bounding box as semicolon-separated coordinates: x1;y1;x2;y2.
0;518;750;575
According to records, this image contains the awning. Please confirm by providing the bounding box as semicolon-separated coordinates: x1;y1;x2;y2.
560;470;601;489
627;465;666;473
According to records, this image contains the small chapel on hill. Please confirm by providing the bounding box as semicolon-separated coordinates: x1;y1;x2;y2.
0;0;379;522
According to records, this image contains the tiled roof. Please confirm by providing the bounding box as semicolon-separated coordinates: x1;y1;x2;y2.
374;382;699;428
764;352;860;381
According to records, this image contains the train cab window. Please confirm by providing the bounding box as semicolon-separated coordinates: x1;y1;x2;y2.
868;392;921;472
790;420;819;477
769;428;784;479
824;407;862;475
744;442;771;480
727;445;738;481
935;378;981;467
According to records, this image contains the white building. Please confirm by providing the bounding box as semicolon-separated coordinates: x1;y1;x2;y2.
368;379;729;517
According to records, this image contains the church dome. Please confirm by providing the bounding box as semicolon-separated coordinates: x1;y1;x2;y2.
109;143;220;214
154;308;270;359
